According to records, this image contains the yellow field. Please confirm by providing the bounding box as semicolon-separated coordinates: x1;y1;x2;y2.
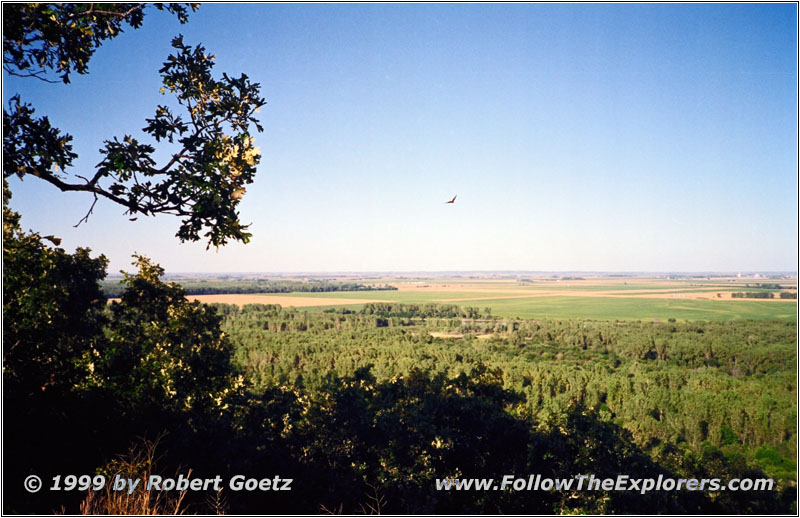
391;278;795;302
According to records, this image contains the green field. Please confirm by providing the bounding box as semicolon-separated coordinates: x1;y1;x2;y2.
461;295;797;321
242;289;797;322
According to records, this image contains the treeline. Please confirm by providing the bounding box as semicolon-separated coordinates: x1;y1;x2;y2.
100;279;398;297
732;291;797;299
361;302;492;319
218;303;797;490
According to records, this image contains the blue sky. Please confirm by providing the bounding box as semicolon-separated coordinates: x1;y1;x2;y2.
4;3;797;273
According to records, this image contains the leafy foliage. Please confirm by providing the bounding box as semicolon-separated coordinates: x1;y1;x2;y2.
211;366;786;514
2;192;242;512
3;3;196;83
3;5;265;247
2;180;107;397
98;255;244;414
2;95;78;182
220;303;797;490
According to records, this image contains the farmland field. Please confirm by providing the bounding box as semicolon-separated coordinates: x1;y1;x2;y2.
188;276;797;322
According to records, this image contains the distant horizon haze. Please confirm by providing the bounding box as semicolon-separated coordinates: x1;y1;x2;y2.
106;270;798;279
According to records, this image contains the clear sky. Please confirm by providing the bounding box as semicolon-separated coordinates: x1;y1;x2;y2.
4;3;797;273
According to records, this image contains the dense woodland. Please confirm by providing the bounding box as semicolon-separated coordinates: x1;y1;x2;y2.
220;304;797;478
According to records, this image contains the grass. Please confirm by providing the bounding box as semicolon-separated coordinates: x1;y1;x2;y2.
468;296;796;321
78;436;190;515
236;290;797;322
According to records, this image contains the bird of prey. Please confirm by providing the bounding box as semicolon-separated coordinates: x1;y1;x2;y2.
445;195;457;204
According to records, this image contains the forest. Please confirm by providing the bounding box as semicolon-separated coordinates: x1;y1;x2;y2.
220;304;797;479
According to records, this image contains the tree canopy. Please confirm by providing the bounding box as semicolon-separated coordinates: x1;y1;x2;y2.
3;3;265;247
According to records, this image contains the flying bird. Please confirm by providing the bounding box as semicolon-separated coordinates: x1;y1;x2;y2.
445;195;457;204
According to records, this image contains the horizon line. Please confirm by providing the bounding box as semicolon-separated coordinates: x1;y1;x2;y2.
105;270;799;277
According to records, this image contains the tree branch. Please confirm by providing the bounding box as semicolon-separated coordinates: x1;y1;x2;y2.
74;193;99;227
65;4;146;21
89;7;145;18
3;67;59;83
155;150;188;175
30;169;139;214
